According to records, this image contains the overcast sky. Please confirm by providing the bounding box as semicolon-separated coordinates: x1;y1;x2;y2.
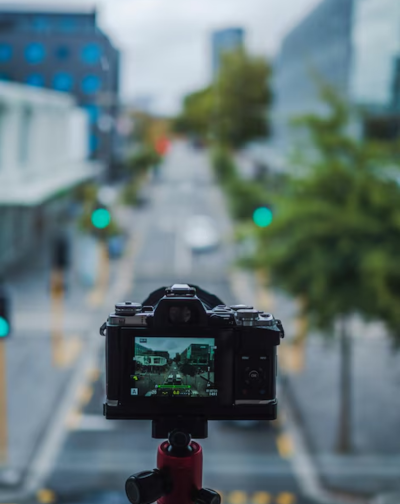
1;0;321;113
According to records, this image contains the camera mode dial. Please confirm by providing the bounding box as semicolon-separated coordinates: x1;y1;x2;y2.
115;302;142;316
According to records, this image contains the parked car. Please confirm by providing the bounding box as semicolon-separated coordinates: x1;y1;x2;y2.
184;215;220;252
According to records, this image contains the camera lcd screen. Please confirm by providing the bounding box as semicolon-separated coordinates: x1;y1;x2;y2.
132;337;217;398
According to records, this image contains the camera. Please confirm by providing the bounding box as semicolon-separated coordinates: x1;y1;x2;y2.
101;284;284;427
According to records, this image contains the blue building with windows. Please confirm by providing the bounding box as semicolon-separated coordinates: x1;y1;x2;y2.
211;27;245;77
272;0;354;153
0;4;120;167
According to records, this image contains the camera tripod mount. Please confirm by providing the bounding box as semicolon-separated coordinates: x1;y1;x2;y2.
125;419;220;504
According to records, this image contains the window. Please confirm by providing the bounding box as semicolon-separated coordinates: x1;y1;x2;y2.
25;43;45;64
0;43;12;62
55;46;70;61
83;104;100;124
89;133;99;153
53;73;73;92
32;16;50;32
59;17;76;32
82;44;102;64
19;107;32;165
26;74;44;87
82;75;101;94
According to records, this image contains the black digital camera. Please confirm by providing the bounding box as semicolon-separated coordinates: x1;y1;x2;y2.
101;284;284;425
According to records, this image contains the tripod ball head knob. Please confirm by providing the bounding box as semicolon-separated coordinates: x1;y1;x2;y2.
126;469;168;504
196;488;221;504
168;429;191;449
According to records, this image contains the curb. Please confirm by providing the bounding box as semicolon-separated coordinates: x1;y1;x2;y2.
0;205;145;503
229;269;373;504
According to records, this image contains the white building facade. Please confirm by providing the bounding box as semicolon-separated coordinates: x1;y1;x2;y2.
0;81;99;273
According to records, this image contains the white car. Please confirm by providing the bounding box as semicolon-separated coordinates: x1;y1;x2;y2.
184;215;220;252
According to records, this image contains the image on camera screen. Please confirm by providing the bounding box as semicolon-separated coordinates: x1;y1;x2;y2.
131;337;217;398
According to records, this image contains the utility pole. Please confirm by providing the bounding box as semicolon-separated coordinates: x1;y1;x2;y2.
0;339;8;465
0;281;11;464
50;235;70;367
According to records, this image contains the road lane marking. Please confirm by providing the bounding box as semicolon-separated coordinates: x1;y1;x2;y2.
276;493;296;504
276;433;294;459
36;489;56;504
77;385;94;406
72;414;114;431
60;336;83;369
252;492;272;504
228;491;247;504
87;367;101;383
65;411;82;430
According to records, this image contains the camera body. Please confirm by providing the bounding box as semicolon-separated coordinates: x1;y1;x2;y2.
102;284;284;422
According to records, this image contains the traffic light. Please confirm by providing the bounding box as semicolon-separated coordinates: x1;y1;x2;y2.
0;285;11;338
91;206;111;230
253;206;273;228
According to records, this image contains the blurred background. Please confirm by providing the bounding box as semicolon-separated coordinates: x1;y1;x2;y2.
0;0;399;504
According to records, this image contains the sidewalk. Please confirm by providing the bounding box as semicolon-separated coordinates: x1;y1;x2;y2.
0;203;142;492
231;269;400;502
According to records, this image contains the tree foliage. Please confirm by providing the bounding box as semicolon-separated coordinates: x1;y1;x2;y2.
250;87;400;341
173;87;213;139
174;49;272;148
213;48;272;147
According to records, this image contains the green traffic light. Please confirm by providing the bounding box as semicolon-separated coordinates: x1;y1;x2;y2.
0;317;9;338
253;207;273;228
91;208;111;229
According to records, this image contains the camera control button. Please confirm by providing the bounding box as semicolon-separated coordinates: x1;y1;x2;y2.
115;302;142;315
248;370;260;381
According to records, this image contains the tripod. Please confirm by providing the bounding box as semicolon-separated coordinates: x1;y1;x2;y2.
125;417;220;504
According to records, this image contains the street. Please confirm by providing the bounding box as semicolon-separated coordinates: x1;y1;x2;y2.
26;142;314;504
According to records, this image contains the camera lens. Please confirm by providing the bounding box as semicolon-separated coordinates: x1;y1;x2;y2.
168;305;192;324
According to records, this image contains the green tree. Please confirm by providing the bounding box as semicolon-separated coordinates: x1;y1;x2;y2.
174;48;272;148
213;48;272;147
173;87;214;139
249;87;400;453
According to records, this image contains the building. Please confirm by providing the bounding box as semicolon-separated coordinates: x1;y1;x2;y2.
211;27;244;77
180;344;212;367
0;4;120;169
0;80;98;274
272;0;354;153
273;0;400;152
350;0;400;139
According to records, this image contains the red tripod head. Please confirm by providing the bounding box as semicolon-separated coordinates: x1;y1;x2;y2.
125;421;220;504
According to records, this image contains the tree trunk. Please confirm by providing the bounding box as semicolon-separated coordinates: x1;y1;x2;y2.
336;316;352;453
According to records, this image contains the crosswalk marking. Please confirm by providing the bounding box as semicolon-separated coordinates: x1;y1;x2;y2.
214;492;296;504
31;491;297;504
276;493;296;504
252;491;272;504
36;489;56;504
228;491;247;504
276;433;294;459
